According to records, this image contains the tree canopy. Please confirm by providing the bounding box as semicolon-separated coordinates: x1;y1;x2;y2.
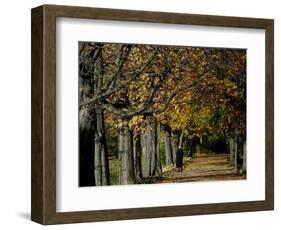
79;42;246;186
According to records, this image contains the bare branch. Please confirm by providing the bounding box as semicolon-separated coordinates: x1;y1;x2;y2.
79;48;159;108
101;45;130;91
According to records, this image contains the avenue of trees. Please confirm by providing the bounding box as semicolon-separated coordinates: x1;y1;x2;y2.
79;42;246;186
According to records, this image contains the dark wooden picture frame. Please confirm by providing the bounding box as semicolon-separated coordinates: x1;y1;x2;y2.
31;4;274;225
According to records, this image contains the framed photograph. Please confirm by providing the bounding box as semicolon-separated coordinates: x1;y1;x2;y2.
31;4;274;225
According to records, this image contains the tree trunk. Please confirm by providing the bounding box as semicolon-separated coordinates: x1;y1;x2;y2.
79;61;96;186
141;117;154;177
155;122;162;176
200;136;203;145
188;137;195;157
163;125;173;165
240;140;247;175
133;134;142;179
171;130;180;163
179;130;184;148
100;114;110;185
229;137;238;171
94;106;109;186
141;115;162;177
79;105;95;186
118;119;135;185
234;140;238;171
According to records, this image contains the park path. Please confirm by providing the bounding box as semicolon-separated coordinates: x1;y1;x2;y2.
160;154;245;183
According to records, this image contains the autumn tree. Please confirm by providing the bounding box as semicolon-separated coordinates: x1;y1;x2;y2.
79;42;247;185
155;48;246;170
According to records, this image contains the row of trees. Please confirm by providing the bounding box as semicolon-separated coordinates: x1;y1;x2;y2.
79;42;246;186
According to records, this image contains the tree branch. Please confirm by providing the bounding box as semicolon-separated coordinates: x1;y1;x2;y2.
79;47;159;108
101;45;130;92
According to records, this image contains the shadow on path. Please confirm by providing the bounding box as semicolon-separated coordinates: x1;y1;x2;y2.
160;154;245;183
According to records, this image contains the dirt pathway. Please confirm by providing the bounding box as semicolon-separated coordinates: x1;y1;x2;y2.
160;154;245;183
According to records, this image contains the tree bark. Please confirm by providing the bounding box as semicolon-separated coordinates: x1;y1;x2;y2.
171;130;180;163
179;130;184;148
163;125;173;165
90;45;110;186
79;105;95;186
200;136;203;145
100;114;110;185
133;134;142;179
240;140;247;175
94;106;109;186
155;122;162;176
229;137;238;171
141;117;154;177
141;115;162;177
188;137;195;157
79;55;96;186
118;119;135;184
